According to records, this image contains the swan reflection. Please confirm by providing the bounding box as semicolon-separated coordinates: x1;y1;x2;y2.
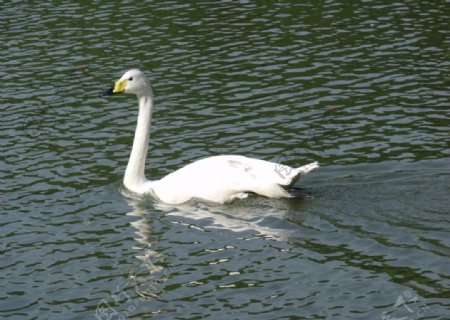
121;188;298;300
124;187;293;244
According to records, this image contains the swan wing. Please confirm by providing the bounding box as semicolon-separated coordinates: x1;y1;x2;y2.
151;155;318;204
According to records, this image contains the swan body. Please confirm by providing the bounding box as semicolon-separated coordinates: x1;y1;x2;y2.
104;69;319;204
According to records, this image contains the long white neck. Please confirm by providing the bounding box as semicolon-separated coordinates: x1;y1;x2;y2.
124;92;153;191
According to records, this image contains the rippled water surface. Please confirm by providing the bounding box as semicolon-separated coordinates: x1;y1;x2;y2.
1;1;449;319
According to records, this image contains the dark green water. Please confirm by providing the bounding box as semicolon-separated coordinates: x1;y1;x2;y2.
1;1;449;319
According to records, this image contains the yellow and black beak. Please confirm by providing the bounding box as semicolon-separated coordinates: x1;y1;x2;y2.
102;78;127;96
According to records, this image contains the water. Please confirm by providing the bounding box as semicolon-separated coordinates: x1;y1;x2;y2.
1;1;449;319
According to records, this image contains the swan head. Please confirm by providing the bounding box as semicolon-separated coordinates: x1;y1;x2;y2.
103;69;151;97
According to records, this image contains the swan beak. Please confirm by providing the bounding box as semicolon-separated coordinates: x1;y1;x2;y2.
102;85;115;96
113;79;127;93
102;79;127;96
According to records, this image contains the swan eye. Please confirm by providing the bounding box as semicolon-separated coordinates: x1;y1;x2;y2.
128;77;133;81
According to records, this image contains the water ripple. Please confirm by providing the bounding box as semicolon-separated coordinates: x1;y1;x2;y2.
2;1;449;319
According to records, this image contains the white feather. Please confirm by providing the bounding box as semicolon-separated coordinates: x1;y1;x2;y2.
105;69;319;204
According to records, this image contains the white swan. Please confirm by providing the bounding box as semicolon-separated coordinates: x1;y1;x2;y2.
103;69;319;204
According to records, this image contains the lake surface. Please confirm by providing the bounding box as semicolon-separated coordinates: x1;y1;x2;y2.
1;1;449;319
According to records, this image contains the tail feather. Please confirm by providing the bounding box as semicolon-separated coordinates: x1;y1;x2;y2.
297;161;320;176
288;161;319;186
